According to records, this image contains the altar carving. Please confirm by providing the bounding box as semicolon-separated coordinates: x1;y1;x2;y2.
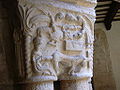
16;0;96;90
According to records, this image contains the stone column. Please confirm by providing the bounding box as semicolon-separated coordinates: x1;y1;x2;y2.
61;79;91;90
24;81;54;90
15;0;97;90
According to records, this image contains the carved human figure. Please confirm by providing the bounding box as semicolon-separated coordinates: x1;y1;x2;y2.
17;0;96;90
30;12;90;78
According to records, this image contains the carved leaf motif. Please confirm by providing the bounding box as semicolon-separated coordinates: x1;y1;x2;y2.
18;0;95;80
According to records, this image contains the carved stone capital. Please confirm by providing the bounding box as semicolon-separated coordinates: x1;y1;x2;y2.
15;0;96;89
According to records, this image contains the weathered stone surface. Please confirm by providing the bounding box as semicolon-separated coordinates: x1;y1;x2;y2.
21;81;54;90
61;80;91;90
93;29;116;90
0;0;97;90
15;0;96;89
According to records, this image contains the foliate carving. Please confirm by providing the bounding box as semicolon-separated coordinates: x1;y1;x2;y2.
17;0;96;82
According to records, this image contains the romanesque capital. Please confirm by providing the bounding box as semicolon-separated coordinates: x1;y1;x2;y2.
15;0;97;89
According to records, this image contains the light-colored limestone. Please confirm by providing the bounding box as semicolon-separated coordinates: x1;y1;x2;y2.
61;79;91;90
15;0;96;89
24;81;54;90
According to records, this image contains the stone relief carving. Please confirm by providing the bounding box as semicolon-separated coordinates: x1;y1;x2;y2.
17;0;96;83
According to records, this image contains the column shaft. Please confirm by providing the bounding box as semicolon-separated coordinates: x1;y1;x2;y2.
24;81;54;90
61;79;91;90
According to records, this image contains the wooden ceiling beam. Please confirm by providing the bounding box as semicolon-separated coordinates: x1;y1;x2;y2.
96;8;109;12
96;4;110;8
97;13;107;16
104;1;120;30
